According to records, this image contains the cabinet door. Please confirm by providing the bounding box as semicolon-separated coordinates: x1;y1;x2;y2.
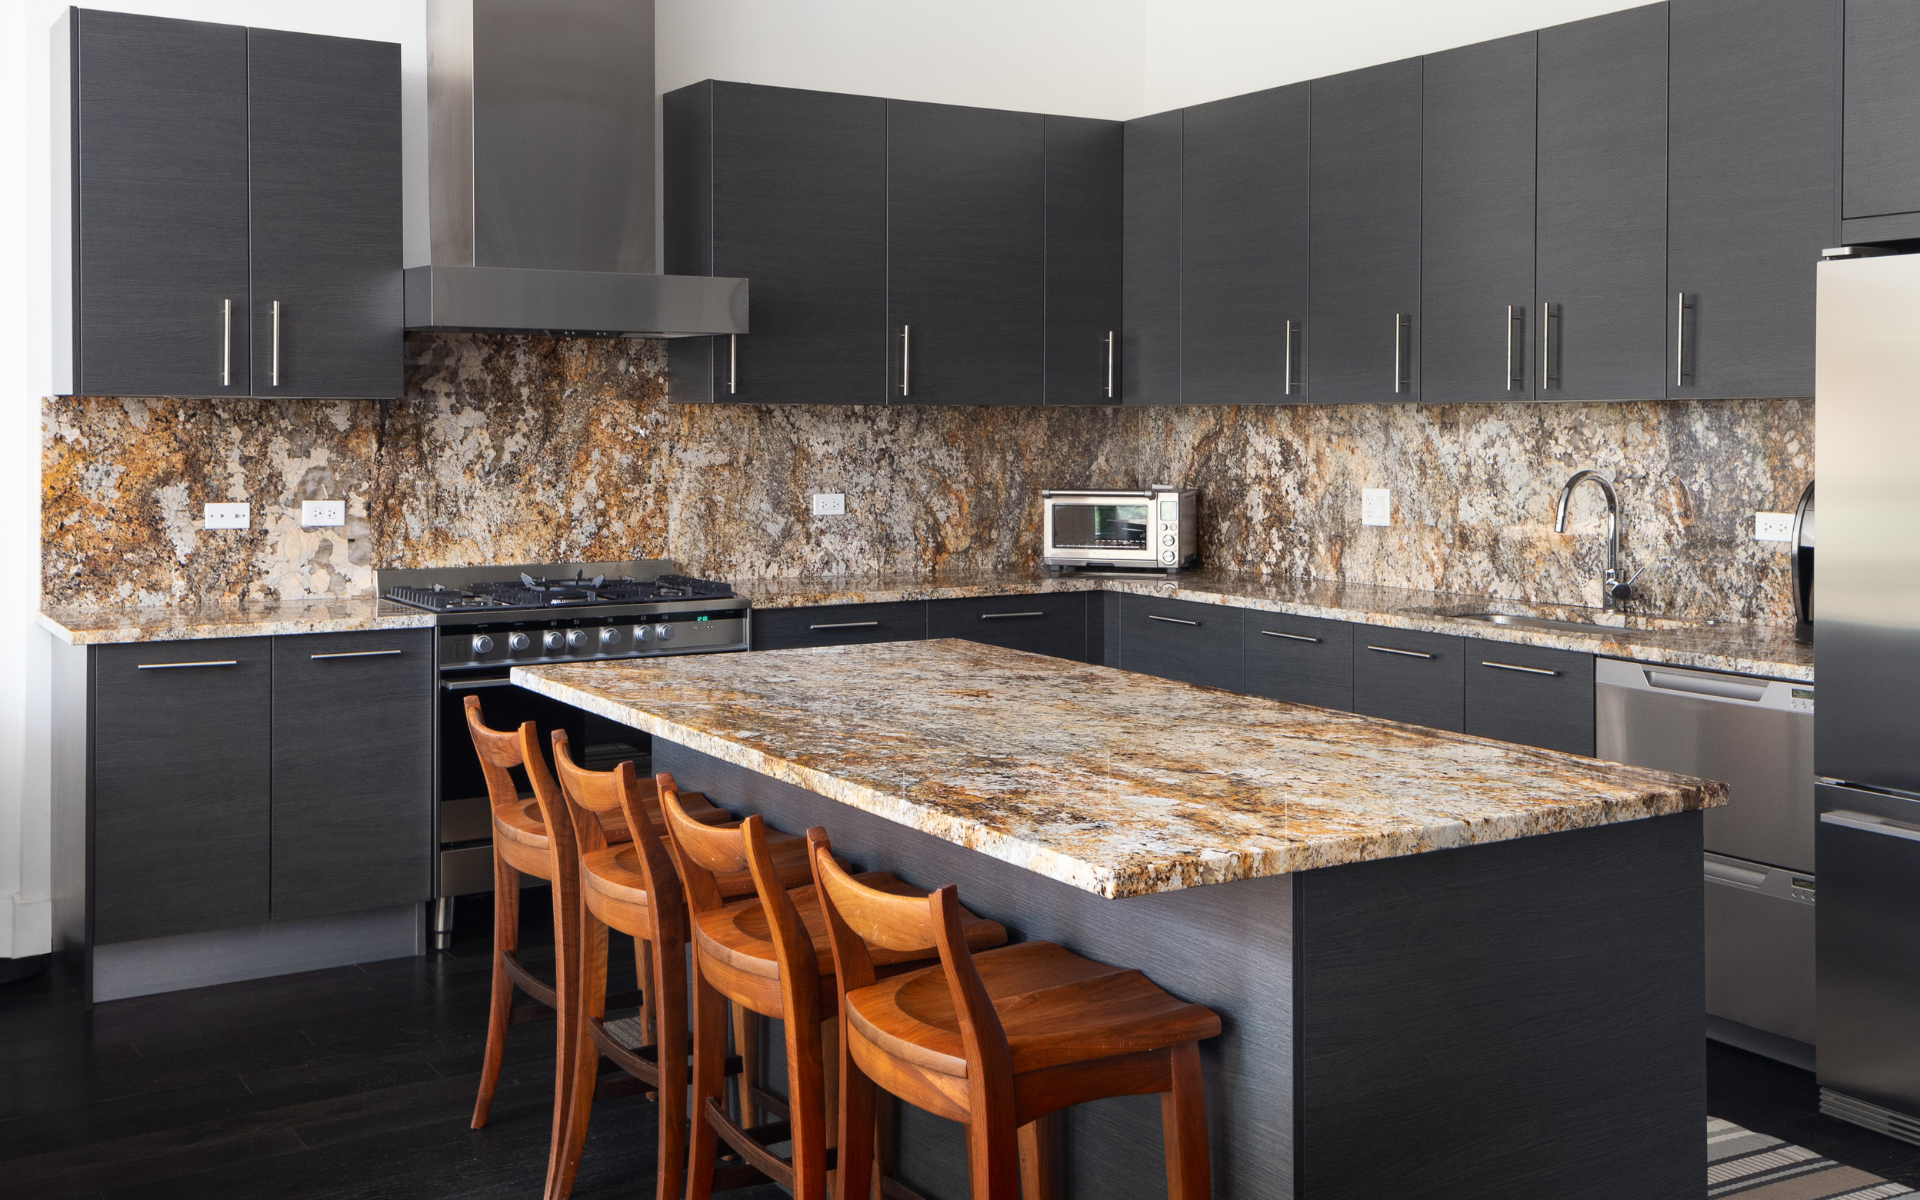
69;10;250;398
1668;0;1839;400
1843;0;1920;232
665;82;888;405
1244;614;1353;710
1351;626;1464;732
92;639;271;943
1309;59;1424;404
1045;116;1124;405
928;593;1088;662
1119;595;1243;691
1421;33;1538;404
247;29;402;399
753;602;927;652
1182;84;1310;405
1536;4;1669;402
1122;110;1182;404
271;630;433;921
1463;640;1595;756
887;101;1045;406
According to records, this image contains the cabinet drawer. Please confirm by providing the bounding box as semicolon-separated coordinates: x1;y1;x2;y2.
1463;639;1595;755
1351;626;1464;731
92;637;272;943
1245;613;1353;710
927;593;1087;662
753;601;927;651
1119;595;1243;691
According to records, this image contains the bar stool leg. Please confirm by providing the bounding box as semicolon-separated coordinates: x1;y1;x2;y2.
652;926;691;1200
731;1003;757;1128
686;970;729;1200
549;901;607;1200
837;1032;877;1200
1160;1042;1210;1200
1018;1113;1060;1200
471;855;520;1128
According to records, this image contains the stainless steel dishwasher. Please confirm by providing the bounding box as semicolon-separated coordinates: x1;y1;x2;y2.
1595;658;1817;1063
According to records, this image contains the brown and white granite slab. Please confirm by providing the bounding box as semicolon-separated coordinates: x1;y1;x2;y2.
513;639;1725;900
37;597;434;646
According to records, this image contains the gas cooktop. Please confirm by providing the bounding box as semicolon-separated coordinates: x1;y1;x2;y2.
386;570;735;613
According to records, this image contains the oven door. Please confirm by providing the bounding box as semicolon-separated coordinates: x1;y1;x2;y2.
1044;497;1155;566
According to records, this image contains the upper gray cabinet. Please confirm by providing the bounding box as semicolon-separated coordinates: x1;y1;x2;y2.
1420;33;1538;404
1043;116;1124;405
54;9;401;400
1841;0;1920;242
1534;4;1670;402
1309;59;1424;404
1667;0;1840;399
1121;110;1182;404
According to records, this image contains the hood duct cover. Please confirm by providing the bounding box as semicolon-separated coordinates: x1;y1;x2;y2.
409;0;745;337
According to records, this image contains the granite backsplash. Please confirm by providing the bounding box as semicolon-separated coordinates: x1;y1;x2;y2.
42;332;1813;625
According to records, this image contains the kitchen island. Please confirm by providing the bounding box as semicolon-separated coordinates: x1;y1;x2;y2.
515;640;1723;1199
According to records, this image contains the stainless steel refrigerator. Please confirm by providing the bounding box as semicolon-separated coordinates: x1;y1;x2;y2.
1814;250;1920;1147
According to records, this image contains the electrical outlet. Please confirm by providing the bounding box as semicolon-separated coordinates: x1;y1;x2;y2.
811;493;845;516
204;502;250;530
1361;489;1392;527
301;499;346;528
1754;511;1796;542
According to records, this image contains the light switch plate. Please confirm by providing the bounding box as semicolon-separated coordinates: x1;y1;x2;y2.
301;499;346;528
204;502;250;530
812;493;845;516
1361;489;1392;527
1753;512;1795;542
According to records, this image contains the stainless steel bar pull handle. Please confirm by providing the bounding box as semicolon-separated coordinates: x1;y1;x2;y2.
980;612;1045;620
901;326;911;397
729;334;738;395
138;659;239;670
441;678;516;692
809;621;881;630
1104;331;1114;398
1674;293;1693;387
311;649;404;660
1261;629;1321;643
1148;614;1200;626
1392;313;1411;394
1284;320;1299;395
220;299;232;386
270;300;281;387
1506;305;1525;392
1821;810;1920;845
1541;302;1561;389
1367;644;1435;659
1481;660;1560;676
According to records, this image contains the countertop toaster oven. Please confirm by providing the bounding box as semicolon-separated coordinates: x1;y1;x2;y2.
1042;488;1198;572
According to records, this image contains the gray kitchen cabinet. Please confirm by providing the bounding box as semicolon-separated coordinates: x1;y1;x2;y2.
245;29;402;399
1121;109;1182;405
928;593;1088;662
1351;626;1465;732
1463;639;1596;756
1244;613;1354;710
664;81;888;404
753;602;927;651
1118;594;1244;691
270;630;433;922
1535;4;1669;402
91;639;272;944
1308;58;1424;404
887;101;1046;406
1420;33;1538;403
1181;85;1310;405
1842;0;1920;241
1667;0;1839;400
1044;116;1125;405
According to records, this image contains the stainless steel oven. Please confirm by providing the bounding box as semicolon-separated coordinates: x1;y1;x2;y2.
1043;488;1198;572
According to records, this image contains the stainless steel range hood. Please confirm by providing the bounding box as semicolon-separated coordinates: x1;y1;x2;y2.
408;0;745;338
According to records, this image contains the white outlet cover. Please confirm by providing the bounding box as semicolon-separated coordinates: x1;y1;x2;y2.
204;502;250;530
301;499;346;528
1361;489;1392;527
812;493;846;516
1754;511;1795;542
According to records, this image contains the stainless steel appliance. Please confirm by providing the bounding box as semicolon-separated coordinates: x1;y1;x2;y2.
1042;488;1198;573
1595;658;1817;1065
1814;250;1920;1145
380;559;749;947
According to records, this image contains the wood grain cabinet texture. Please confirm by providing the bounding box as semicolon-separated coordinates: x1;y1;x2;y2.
1044;116;1125;405
1843;0;1920;239
752;602;928;652
926;594;1089;663
1462;639;1597;756
1351;625;1466;732
1118;594;1244;691
1243;613;1355;711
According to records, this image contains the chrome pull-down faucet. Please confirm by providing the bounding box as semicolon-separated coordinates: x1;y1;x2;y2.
1554;470;1635;609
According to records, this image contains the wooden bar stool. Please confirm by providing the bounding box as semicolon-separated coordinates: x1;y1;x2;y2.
659;786;1008;1200
807;827;1223;1200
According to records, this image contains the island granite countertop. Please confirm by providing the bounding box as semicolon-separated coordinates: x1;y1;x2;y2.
513;639;1725;899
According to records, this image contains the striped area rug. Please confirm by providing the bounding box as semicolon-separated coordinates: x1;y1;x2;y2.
1710;1117;1916;1198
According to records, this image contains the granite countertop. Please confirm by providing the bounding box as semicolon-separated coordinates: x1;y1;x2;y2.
513;639;1724;900
36;597;435;646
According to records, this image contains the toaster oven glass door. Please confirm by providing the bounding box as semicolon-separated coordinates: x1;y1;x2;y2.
1051;502;1149;551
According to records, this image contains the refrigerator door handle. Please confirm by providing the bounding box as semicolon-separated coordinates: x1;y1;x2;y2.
1820;809;1920;844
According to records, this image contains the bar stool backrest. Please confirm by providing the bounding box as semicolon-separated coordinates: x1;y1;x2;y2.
550;731;685;918
462;694;529;809
462;695;577;868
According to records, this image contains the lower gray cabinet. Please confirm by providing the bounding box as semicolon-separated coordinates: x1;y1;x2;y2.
92;638;272;944
1463;638;1595;756
927;593;1088;662
1351;625;1465;732
1119;594;1244;691
271;629;433;921
1244;612;1353;709
753;601;927;651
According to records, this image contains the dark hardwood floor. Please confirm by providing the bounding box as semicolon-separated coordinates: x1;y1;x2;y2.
1707;1039;1920;1187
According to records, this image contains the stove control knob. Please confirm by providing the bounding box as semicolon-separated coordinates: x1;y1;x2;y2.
566;629;589;650
507;632;531;652
472;634;495;656
655;623;675;642
634;624;653;642
600;627;623;648
543;630;565;652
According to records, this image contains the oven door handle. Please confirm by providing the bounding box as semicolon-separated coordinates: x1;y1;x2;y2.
440;678;518;692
